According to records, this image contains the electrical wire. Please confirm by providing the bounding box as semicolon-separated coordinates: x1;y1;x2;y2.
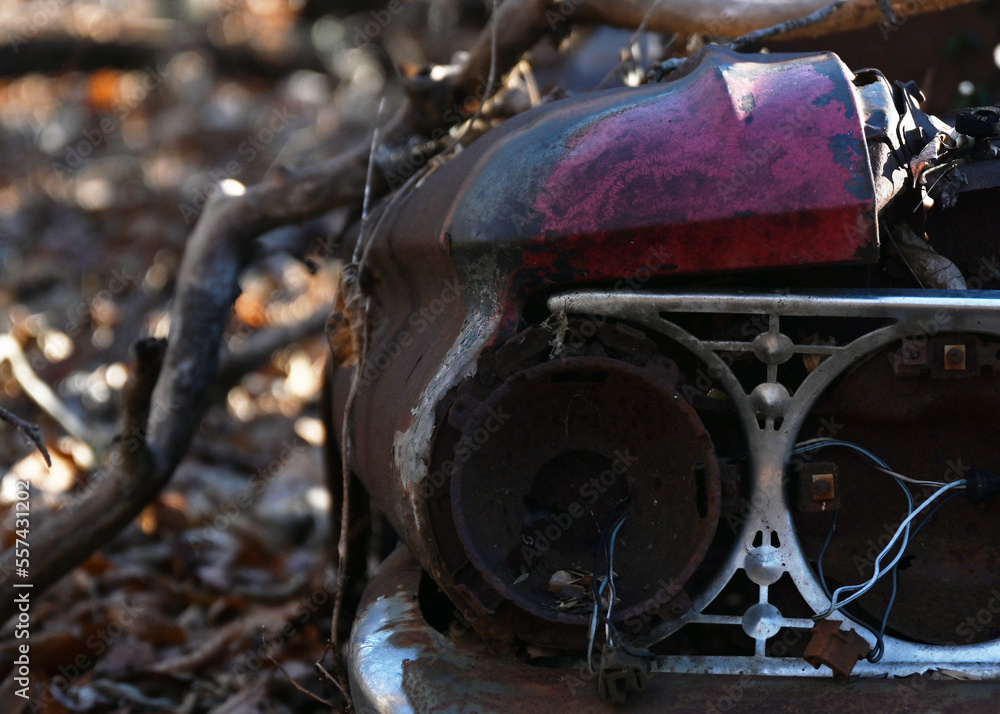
874;466;950;488
867;489;963;662
816;510;839;600
807;437;914;604
815;479;911;661
603;513;627;637
586;498;654;670
604;509;656;659
602;516;654;659
817;509;889;662
817;479;966;619
817;508;887;662
802;437;967;659
792;439;949;486
588;502;630;671
830;478;965;614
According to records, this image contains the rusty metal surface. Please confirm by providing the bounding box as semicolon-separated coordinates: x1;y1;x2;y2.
448;354;720;634
445;47;878;298
350;547;1000;714
335;51;882;655
405;320;722;649
333;43;1000;695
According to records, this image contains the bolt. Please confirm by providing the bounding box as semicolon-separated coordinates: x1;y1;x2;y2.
811;474;835;501
812;481;831;498
946;347;965;365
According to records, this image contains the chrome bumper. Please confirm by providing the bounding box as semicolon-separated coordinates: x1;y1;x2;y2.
349;547;1000;713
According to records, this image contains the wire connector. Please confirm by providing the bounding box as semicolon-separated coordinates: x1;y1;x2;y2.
804;620;870;679
966;468;1000;505
597;645;651;703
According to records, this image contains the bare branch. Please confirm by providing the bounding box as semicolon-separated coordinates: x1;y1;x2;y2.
267;656;335;708
569;0;973;39
0;338;164;622
724;1;846;52
0;406;50;467
456;0;977;100
214;306;333;396
0;333;95;447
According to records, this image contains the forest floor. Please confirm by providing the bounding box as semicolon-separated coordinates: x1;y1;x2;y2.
0;2;483;711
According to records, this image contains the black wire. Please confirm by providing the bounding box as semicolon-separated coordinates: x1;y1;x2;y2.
817;508;892;661
912;490;962;535
866;565;895;662
814;447;915;660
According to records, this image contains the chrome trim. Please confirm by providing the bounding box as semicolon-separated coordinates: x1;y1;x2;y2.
545;289;1000;678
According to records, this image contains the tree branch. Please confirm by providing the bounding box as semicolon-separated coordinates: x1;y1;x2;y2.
0;407;50;467
0;110;407;624
456;0;976;100
0;333;95;448
0;339;163;618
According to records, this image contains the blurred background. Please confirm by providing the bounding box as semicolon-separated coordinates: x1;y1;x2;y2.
0;1;998;711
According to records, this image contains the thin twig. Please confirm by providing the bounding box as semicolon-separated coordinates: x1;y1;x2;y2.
595;0;669;89
0;333;95;447
479;0;500;116
513;60;541;107
314;659;352;703
724;1;846;51
632;0;668;39
354;97;387;265
0;406;51;466
330;93;395;693
326;100;433;687
266;655;335;708
329;273;370;706
332;294;368;602
451;0;498;146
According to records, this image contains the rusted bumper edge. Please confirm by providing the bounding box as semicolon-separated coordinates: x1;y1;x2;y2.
349;547;1000;714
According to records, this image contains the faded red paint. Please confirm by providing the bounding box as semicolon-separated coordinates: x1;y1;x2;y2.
516;50;876;288
520;205;874;281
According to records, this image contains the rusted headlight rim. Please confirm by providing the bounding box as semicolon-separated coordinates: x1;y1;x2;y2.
449;354;723;627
